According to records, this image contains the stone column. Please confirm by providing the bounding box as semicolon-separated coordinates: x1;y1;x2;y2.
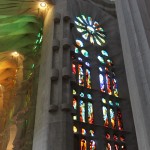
32;0;73;150
115;0;150;149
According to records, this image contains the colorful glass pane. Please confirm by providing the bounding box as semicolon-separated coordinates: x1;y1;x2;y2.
106;143;112;150
99;67;103;72
114;144;119;150
117;109;123;130
81;139;87;150
78;64;84;86
90;140;96;150
72;64;76;74
78;57;83;61
73;89;76;95
105;67;109;72
75;47;79;53
106;74;112;95
76;39;84;47
112;78;119;97
85;62;90;67
75;15;106;46
80;100;85;122
73;98;77;109
102;98;107;104
121;145;126;150
82;128;86;135
97;56;105;64
120;136;125;142
113;135;118;141
73;116;77;120
102;106;109;127
87;94;92;99
101;50;108;56
86;69;92;89
110;108;116;129
99;74;105;92
88;102;94;124
73;126;78;133
89;130;94;136
115;102;119;107
81;49;89;57
109;101;113;106
80;92;84;97
106;133;110;140
107;59;112;66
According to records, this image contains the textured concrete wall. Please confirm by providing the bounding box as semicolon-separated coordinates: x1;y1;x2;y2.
116;0;150;149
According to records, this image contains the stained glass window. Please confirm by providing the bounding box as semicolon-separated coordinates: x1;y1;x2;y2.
101;50;108;56
102;106;109;127
81;139;87;150
75;15;106;46
88;102;94;124
106;133;110;140
72;64;76;74
78;64;84;86
85;62;90;67
73;89;76;95
73;116;77;120
97;56;105;64
75;47;79;54
107;59;112;66
80;92;84;97
110;108;116;129
82;128;86;135
87;94;92;99
106;74;112;95
121;145;126;150
102;98;107;104
76;39;84;47
112;78;119;97
73;98;77;109
117;109;123;130
86;69;92;89
114;144;119;150
99;74;105;92
120;136;125;142
89;130;94;136
99;67;103;72
90;140;96;150
109;100;113;106
78;57;83;62
73;126;78;133
106;143;112;150
80;100;86;122
113;135;118;141
81;49;89;57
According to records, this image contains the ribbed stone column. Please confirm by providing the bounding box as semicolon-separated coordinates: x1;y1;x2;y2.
116;0;150;149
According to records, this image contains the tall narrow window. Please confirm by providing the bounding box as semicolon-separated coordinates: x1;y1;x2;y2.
72;63;76;75
81;139;87;150
78;64;84;86
106;143;112;150
86;69;91;89
106;74;112;95
90;140;96;150
73;98;77;110
99;74;105;92
102;106;109;127
110;108;116;129
88;102;94;124
117;109;123;130
80;100;85;122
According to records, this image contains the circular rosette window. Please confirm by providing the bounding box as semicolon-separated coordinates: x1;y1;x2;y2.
74;15;106;46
